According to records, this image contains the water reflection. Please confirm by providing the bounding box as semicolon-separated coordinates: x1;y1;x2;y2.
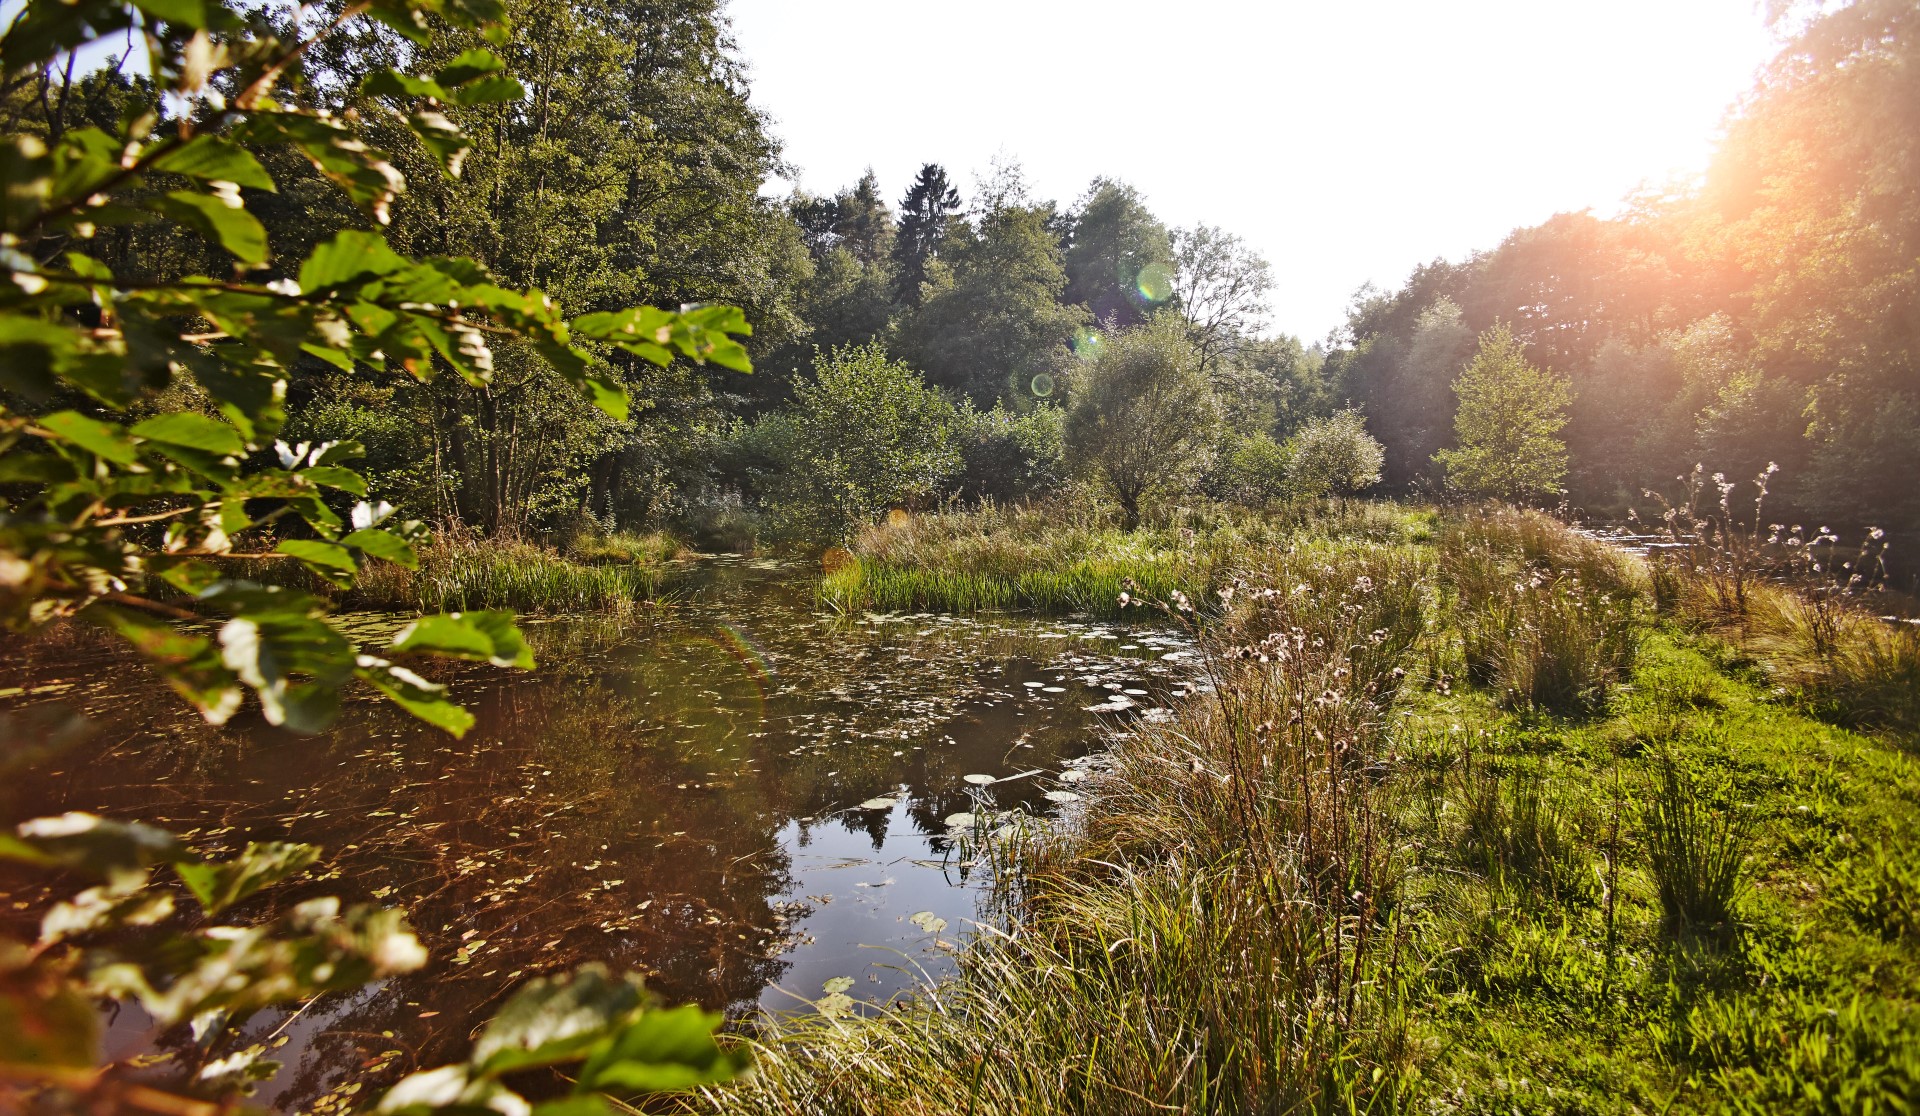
0;557;1195;1110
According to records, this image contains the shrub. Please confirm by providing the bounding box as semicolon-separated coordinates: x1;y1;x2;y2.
1064;312;1221;530
1214;431;1292;506
954;402;1068;503
1283;408;1385;499
749;343;962;541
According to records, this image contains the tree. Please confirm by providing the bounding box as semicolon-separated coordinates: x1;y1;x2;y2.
1284;409;1386;499
756;344;960;540
1170;223;1273;373
896;189;1086;407
892;162;961;304
1063;178;1173;328
1064;314;1221;530
0;0;749;1106
1435;324;1573;503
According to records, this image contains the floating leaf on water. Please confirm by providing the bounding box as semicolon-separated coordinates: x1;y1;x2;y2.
857;798;896;810
962;774;996;786
1042;686;1066;693
943;813;977;829
821;976;854;995
818;992;855;1020
1058;769;1089;784
1044;790;1082;804
908;910;948;934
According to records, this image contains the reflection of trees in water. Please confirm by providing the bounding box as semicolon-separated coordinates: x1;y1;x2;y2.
0;566;1191;1111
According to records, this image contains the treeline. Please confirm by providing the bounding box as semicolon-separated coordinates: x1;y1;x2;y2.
1329;0;1919;543
13;0;1915;551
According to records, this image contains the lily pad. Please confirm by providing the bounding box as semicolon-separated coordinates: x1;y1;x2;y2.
1043;790;1081;804
908;911;948;934
857;798;897;810
962;774;996;786
943;812;977;828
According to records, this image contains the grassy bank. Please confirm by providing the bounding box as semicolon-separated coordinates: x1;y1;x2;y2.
220;529;687;615
689;503;1919;1115
819;499;1429;618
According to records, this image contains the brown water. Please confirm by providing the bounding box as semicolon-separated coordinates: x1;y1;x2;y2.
0;557;1196;1110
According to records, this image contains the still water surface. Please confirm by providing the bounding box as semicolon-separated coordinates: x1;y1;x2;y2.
0;557;1194;1110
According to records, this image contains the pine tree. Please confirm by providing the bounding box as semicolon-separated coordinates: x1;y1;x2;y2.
1434;323;1573;503
892;163;961;304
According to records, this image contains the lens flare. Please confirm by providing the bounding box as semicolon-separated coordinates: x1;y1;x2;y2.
1030;372;1055;397
1133;263;1174;305
1071;328;1105;361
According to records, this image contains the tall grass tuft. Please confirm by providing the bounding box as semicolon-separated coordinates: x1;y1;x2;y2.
1440;509;1641;713
351;531;669;614
1644;755;1753;941
1455;754;1590;902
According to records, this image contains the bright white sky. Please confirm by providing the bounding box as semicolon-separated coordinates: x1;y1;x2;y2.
726;0;1780;342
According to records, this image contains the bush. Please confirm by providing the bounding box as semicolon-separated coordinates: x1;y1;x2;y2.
1212;431;1292;507
1283;408;1385;499
1064;312;1221;530
954;402;1068;503
748;343;962;541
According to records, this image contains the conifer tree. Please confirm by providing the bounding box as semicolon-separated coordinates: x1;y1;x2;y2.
893;163;961;304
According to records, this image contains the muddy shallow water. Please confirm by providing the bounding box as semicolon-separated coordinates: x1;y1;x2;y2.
0;557;1197;1110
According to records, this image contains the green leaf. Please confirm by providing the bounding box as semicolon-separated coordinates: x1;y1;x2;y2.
355;659;473;737
275;539;356;572
575;1003;745;1094
362;70;450;101
471;965;646;1076
299;231;408;293
452;75;525;106
300;465;369;496
39;410;137;463
154;191;269;264
582;373;629;421
377;1065;527;1114
150;136;275;192
344;528;418;568
130;412;245;456
391;611;533;669
129;0;210;28
2;813;188;877
433;48;507;87
173;842;321;916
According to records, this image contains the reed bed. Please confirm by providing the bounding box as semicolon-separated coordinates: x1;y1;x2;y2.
350;531;672;614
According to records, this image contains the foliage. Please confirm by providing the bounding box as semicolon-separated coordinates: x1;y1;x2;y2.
897;184;1087;407
1062;177;1173;329
1644;753;1754;940
752;343;960;541
1434;323;1573;503
1063;313;1220;530
1212;431;1291;507
1282;407;1385;499
1168;223;1271;373
953;401;1068;504
0;0;747;1105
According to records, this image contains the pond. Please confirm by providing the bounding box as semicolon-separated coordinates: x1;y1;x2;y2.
0;557;1198;1111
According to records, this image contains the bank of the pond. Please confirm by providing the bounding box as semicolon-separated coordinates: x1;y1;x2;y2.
693;505;1920;1116
217;529;692;614
819;499;1431;618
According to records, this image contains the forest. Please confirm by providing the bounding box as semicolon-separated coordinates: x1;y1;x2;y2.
19;0;1912;557
2;0;1918;1113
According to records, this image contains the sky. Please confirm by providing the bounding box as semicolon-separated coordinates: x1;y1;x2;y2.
725;0;1782;342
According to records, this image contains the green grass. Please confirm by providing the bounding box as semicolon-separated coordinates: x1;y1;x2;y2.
818;499;1431;618
350;531;674;614
686;504;1920;1116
